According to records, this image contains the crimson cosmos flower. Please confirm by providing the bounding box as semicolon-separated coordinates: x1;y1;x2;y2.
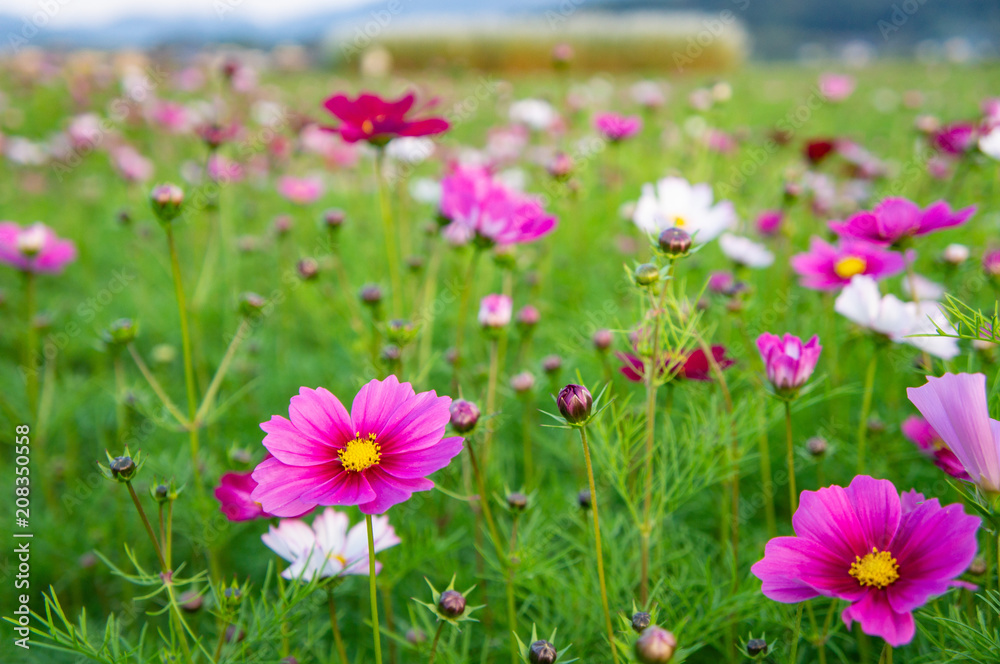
617;346;734;383
321;91;450;146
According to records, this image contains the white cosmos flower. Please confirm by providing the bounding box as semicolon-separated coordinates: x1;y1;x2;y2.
262;508;400;581
835;275;959;359
386;137;435;165
509;99;557;131
719;233;774;268
409;177;441;204
979;126;1000;160
632;176;736;244
900;273;946;301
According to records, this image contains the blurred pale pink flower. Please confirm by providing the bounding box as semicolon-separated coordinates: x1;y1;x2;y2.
278;175;323;205
0;222;77;274
478;294;513;329
111;146;153;183
818;73;856;102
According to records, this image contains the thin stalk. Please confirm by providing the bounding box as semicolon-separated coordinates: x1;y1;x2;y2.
452;248;481;387
366;514;384;664
375;149;403;317
506;513;520;664
383;584;398;664
578;426;619;663
465;439;506;563
213;620;229;662
522;397;534;487
327;587;349;664
758;402;777;538
165;500;174;569
165;225;202;489
23;271;38;419
856;352;878;475
482;338;500;466
789;602;803;664
114;355;128;442
194;318;250;425
416;239;444;372
878;642;893;664
126;344;190;427
126;481;165;570
427;621;445;664
785;400;798;513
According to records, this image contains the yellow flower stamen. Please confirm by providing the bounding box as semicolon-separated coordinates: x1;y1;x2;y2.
674;216;687;228
849;547;900;589
362;119;374;134
338;432;382;473
834;256;867;279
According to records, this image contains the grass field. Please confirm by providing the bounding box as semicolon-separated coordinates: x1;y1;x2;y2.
1;54;999;664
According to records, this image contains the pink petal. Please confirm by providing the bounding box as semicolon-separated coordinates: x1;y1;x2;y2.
841;590;916;647
261;415;335;467
378;435;465;479
250;457;328;517
288;386;355;446
357;468;434;514
351;376;416;437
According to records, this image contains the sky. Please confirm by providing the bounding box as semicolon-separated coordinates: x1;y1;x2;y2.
3;0;376;26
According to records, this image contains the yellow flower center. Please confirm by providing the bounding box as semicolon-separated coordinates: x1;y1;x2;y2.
849;547;900;589
362;119;374;134
674;216;687;227
331;553;347;566
834;256;867;278
338;432;381;473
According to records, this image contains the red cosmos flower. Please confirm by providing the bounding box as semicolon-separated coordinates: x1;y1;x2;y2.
321;91;449;146
616;346;734;383
804;139;837;164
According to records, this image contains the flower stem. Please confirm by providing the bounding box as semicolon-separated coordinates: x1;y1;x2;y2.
375;149;403;317
194;318;250;425
366;514;384;664
452;248;481;388
427;621;445;664
327;587;349;664
114;354;128;442
522;397;534;488
789;602;803;664
877;642;893;664
758;401;777;538
465;439;505;563
578;426;619;664
165;225;202;489
483;338;500;466
126;481;165;570
23;271;38;419
856;352;878;475
785;400;798;513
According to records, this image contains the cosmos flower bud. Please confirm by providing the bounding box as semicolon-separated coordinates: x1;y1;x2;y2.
658;228;692;257
807;437;828;457
386;319;418;346
592;329;613;352
479;294;513;330
179;590;203;613
942;243;969;265
406;628;426;644
529;640;558;664
746;638;767;657
381;344;401;364
438;589;466;617
635;626;677;663
225;625;246;643
238;292;266;317
969;557;987;576
406;256;425;272
359;284;383;307
322;208;346;230
631;611;652;633
510;371;536;393
547;151;574;180
449;399;481;433
507;492;528;511
542;354;562;375
150;184;184;223
557;384;592;425
634;263;660;287
273;215;293;236
103;318;138;348
517;305;540;328
983;250;1000;277
577;489;592;509
297;258;319;281
493;244;518;270
110;455;136;482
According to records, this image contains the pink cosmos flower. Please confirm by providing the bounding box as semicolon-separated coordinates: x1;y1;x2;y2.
932;122;977;156
984;249;1000;277
147;100;191;134
322;91;449;146
756;333;822;392
439;165;557;247
207;154;244;183
111;146;153;184
818;73;856;102
907;373;1000;493
0;222;77;274
900;416;969;480
215;471;272;521
751;475;980;646
262;508;399;580
251;376;464;516
791;237;905;291
708;271;735;293
478;294;513;329
755;210;783;236
829;198;975;247
617;346;734;383
593;112;642;142
278;175;323;205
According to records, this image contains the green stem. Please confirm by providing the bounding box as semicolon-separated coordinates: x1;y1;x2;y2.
166;225;202;489
465;439;506;564
482;338;500;467
126;344;190;427
785;400;798;513
375;149;403;317
579;426;619;663
878;642;893;664
640;280;668;605
194;318;250;425
23;271;38;419
758;401;777;538
416;239;443;373
328;587;349;664
427;621;445;664
522;397;534;487
452;248;481;388
126;481;165;570
789;602;803;664
114;355;128;442
366;514;384;664
856;351;878;475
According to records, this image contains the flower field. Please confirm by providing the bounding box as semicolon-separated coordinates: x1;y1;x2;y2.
1;52;1000;664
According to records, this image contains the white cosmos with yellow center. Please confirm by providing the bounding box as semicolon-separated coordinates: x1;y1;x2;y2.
632;176;736;244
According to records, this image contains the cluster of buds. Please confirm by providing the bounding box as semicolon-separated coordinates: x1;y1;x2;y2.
620;605;677;663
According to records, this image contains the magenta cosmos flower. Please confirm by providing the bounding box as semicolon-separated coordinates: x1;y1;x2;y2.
932;122;977;156
907;373;1000;494
439;165;557;247
322;91;449;146
251;376;464;516
617;346;734;383
751;475;980;646
593;112;642;142
756;333;822;393
829;197;975;247
900;416;969;480
791;237;905;291
0;222;77;274
215;470;273;521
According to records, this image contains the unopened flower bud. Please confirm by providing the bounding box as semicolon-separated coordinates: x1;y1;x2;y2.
381;344;401;364
631;611;652;633
103;318;138;347
438;589;466;617
322;208;345;230
529;640;558;664
386;319;417;346
635;626;677;663
510;371;535;393
969;556;987;576
359;284;383;307
557;384;592;425
577;489;591;509
449;400;480;434
942;243;969;265
507;492;528;511
746;638;767;656
406;255;425;272
110;456;136;481
179;590;203;613
593;329;613;352
517;305;540;328
658;228;692;257
406;628;426;644
806;437;827;457
634;263;660;287
297;258;319;281
225;625;246;643
150;184;184;223
542;355;562;374
239;292;266;317
547;151;574;180
273;215;293;236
